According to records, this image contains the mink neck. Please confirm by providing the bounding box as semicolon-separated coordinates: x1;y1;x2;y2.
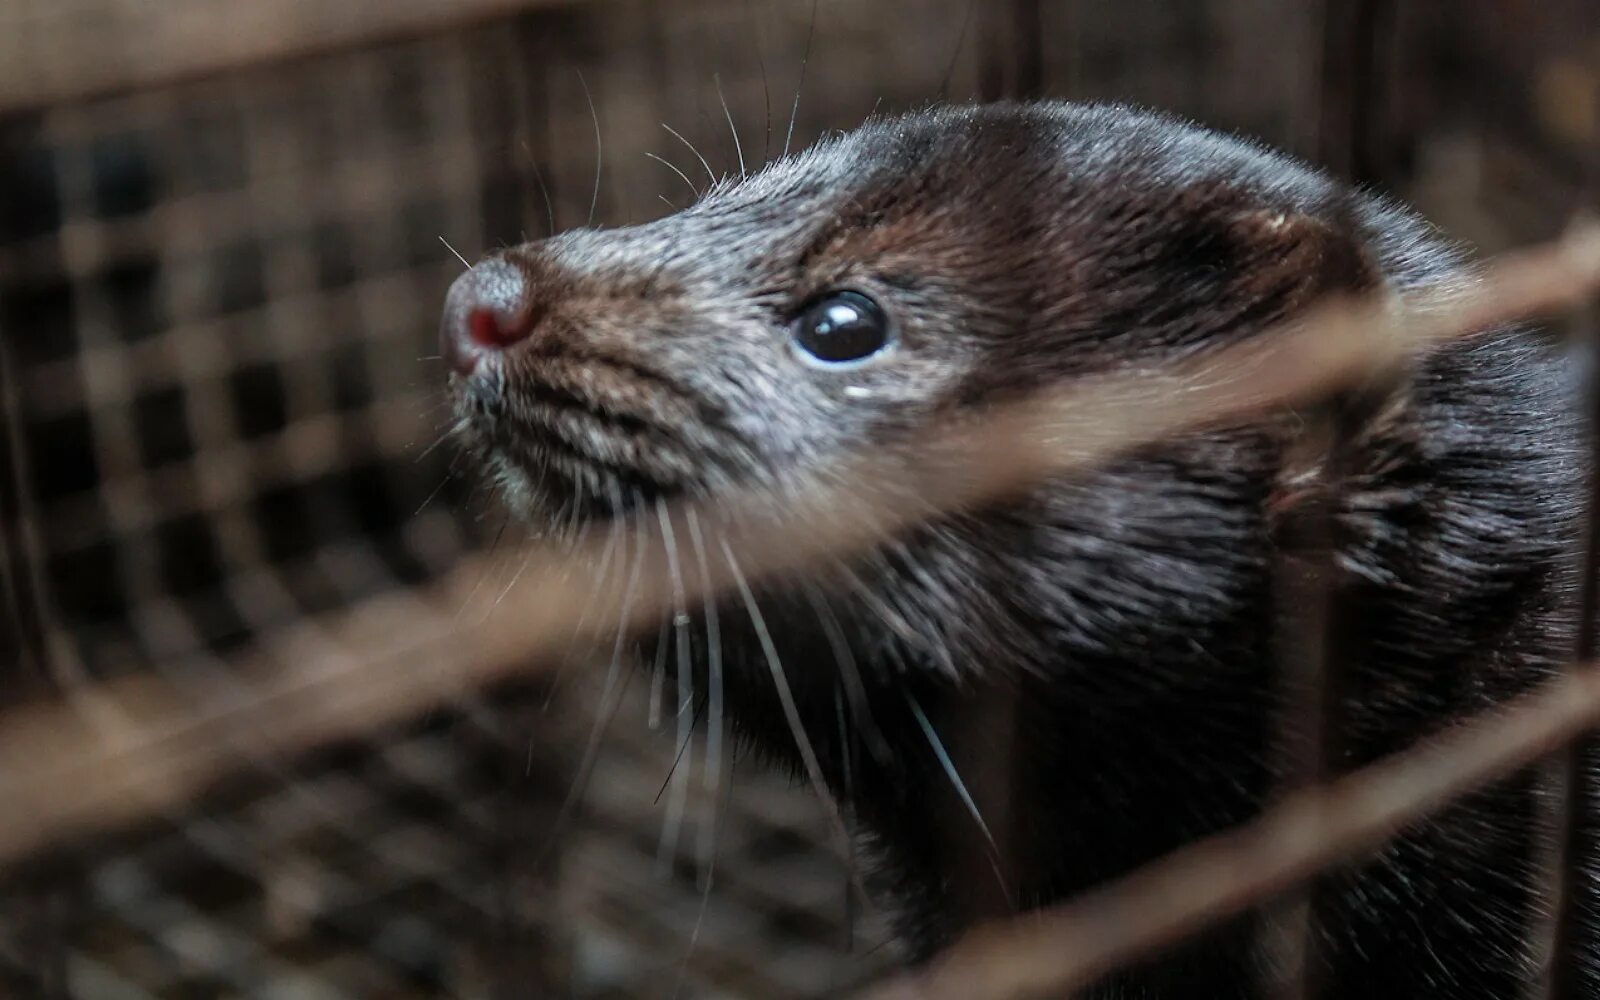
650;546;1281;939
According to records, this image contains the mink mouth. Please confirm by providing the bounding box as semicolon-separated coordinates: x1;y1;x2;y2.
454;374;706;524
451;346;768;527
518;426;686;520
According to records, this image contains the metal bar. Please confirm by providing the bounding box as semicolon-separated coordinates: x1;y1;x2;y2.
1542;32;1600;998
1260;411;1340;1000
1010;0;1045;100
0;337;48;701
1262;365;1404;1000
0;244;75;1000
1316;0;1395;186
1262;9;1406;987
1544;284;1600;1000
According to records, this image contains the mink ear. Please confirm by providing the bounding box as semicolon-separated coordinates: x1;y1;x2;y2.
1222;208;1386;312
1250;209;1418;543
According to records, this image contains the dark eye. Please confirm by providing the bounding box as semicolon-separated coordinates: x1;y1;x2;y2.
792;291;892;365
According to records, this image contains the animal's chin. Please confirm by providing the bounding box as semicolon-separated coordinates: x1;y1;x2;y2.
481;430;688;530
449;375;745;529
541;452;683;520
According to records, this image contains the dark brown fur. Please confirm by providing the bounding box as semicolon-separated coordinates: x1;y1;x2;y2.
444;101;1588;997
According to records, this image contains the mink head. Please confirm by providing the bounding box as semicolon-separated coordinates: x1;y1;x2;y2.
440;100;1580;973
441;100;1565;708
442;101;1376;535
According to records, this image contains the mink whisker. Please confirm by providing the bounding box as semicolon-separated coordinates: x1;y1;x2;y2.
663;122;719;187
715;73;747;179
576;69;603;227
722;537;878;911
535;503;646;868
646;151;702;200
783;0;821;159
907;691;1010;901
657;496;697;871
686;507;725;883
804;579;892;764
741;0;774;166
438;235;472;270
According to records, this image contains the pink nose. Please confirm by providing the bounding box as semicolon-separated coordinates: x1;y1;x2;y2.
440;259;537;375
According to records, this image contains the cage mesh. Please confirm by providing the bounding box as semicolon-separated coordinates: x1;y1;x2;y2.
0;1;1595;998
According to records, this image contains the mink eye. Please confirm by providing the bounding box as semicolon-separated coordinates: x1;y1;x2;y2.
791;291;892;365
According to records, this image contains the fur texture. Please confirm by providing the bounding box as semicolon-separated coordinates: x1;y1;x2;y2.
446;101;1587;997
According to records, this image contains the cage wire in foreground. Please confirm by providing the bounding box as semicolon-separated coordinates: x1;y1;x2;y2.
3;2;1600;999
2;218;1600;1000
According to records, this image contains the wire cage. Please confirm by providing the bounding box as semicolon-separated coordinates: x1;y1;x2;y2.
0;1;1597;998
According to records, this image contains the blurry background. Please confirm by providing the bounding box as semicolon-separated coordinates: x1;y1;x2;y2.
0;1;1596;997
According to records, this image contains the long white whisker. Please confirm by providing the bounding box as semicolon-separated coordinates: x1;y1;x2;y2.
720;537;877;912
520;142;557;237
452;513;510;627
412;471;454;517
671;752;737;1000
906;691;1007;893
495;501;578;614
657;499;695;872
491;545;537;611
907;693;992;845
562;477;586;544
742;0;774;166
686;509;724;884
541;513;623;711
474;520;538;626
649;615;669;730
646;151;702;200
834;688;862;943
576;69;603;227
673;867;715;1000
783;0;821;159
438;235;473;270
832;560;922;661
663;123;718;187
536;505;645;866
714;74;747;179
412;422;459;466
801;579;892;764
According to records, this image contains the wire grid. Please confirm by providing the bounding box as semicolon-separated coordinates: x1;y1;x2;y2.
1;2;1594;999
0;19;893;999
0;40;491;679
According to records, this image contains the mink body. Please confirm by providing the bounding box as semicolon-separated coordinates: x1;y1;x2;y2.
444;102;1589;997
